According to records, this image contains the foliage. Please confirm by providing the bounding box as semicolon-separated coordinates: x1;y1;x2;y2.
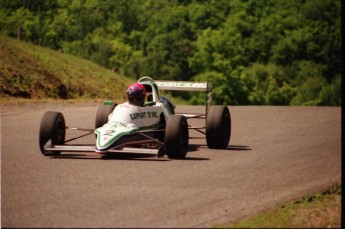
0;0;341;105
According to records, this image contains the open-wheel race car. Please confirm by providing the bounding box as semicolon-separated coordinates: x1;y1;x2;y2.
39;76;231;159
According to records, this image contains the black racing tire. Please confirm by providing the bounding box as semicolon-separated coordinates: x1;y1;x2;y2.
206;106;231;149
95;102;117;129
165;115;189;159
39;111;66;156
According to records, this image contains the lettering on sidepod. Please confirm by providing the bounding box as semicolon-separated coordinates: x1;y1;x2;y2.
129;111;158;120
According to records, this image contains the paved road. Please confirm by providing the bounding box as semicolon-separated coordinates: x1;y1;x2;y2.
1;104;341;228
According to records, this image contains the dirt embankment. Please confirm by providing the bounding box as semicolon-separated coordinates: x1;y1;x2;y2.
0;38;68;99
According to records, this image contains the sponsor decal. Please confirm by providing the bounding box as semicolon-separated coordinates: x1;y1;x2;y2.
156;81;208;88
129;111;158;120
111;122;127;128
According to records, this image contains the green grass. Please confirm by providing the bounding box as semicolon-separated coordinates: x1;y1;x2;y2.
215;185;341;228
0;35;132;102
0;35;192;105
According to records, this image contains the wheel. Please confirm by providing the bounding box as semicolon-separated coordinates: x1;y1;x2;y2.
95;101;117;129
165;115;189;159
39;111;66;156
206;106;231;149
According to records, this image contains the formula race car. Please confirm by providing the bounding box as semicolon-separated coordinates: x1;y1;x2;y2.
39;76;231;159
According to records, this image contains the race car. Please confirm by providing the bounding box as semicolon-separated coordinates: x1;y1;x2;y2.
39;76;231;159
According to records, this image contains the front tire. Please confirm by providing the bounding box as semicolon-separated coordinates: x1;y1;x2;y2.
206;106;231;149
39;111;66;156
165;115;189;159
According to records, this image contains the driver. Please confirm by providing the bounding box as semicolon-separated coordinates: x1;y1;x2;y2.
126;83;147;107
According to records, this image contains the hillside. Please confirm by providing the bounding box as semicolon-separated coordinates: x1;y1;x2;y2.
0;36;132;101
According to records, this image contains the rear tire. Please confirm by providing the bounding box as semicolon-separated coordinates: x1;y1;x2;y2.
206;106;231;149
95;102;117;129
39;111;66;156
165;115;189;159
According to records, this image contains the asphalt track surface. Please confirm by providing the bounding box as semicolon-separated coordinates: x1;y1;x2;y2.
1;103;341;228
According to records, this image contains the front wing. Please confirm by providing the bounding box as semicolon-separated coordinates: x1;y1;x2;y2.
42;127;165;156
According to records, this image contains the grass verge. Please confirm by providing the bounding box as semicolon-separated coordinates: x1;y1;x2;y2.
215;184;341;228
0;35;132;100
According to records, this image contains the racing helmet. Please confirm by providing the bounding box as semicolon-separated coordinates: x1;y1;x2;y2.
126;83;147;106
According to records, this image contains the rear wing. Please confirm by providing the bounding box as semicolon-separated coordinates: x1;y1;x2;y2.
155;81;211;92
155;80;212;115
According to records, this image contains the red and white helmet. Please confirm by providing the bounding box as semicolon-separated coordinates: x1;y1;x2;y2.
126;83;147;106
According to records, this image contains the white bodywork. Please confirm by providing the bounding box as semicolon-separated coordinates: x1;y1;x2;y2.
108;102;168;127
94;102;169;151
